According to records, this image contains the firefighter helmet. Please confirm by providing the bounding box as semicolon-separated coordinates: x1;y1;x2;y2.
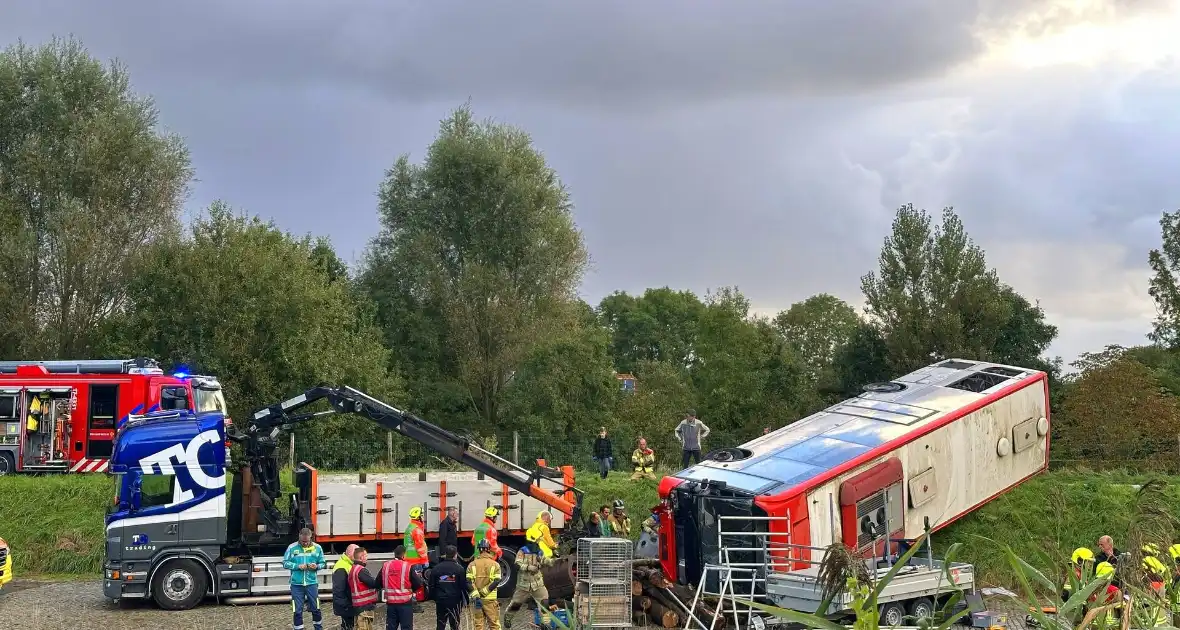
1096;562;1116;578
409;506;423;520
1144;555;1167;576
1143;543;1161;557
1071;547;1095;564
485;506;500;518
477;538;492;552
1170;544;1180;562
613;499;625;510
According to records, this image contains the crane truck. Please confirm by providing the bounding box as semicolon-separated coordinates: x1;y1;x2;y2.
102;386;585;610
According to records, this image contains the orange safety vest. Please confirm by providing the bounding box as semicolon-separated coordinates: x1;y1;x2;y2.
382;558;413;604
349;564;379;608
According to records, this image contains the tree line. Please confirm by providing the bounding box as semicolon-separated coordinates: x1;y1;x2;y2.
2;38;1177;471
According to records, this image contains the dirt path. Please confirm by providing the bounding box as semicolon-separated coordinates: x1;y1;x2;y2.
0;579;447;630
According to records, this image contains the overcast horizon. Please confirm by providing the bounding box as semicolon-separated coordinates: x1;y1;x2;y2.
6;0;1180;367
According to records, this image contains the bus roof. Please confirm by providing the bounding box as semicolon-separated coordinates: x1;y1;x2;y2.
672;359;1045;495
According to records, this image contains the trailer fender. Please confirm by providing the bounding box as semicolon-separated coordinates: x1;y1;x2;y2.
146;553;216;600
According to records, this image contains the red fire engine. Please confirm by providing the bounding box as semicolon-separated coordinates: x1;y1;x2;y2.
0;358;227;475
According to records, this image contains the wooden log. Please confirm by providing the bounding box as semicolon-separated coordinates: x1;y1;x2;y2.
658;586;724;629
631;558;662;568
647;597;681;628
637;596;652;611
633;567;672;589
633;611;650;626
632;580;644;596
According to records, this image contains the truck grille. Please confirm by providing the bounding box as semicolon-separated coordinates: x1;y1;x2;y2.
0;548;8;571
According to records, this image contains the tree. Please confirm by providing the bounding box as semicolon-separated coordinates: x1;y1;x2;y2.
1148;209;1180;348
1053;357;1180;469
500;301;617;464
859;204;1056;372
361;106;588;431
597;287;706;374
614;359;697;460
773;294;860;382
103;203;400;468
830;322;892;396
0;37;191;356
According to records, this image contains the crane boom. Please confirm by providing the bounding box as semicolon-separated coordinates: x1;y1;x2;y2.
231;385;584;532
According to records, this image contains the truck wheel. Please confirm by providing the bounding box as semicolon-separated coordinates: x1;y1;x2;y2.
497;547;519;599
908;597;934;621
878;602;905;628
0;452;14;475
151;559;208;611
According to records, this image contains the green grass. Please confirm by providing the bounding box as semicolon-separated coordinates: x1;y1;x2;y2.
3;467;1176;586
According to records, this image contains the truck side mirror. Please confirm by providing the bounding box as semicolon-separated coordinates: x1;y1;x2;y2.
129;473;143;512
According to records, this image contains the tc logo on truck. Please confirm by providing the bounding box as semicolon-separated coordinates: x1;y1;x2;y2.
138;430;226;506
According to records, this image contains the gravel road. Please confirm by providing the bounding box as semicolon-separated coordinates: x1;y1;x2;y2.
0;579;446;630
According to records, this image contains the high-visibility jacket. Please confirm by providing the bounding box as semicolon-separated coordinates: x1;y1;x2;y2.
526;515;557;554
381;558;414;604
404;520;428;565
466;551;501;602
473;518;501;559
349;564;379;609
26;396;42;432
631;448;655;473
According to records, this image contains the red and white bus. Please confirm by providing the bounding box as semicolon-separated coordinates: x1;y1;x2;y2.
0;358;227;475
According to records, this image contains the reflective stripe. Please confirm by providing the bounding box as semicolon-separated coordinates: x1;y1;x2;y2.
349;565;378;608
382;559;413;604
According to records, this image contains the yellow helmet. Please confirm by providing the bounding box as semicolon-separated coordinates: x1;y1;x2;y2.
484;506;500;518
409;506;423;520
1143;543;1161;557
1169;544;1180;561
1072;547;1095;564
1144;555;1167;576
1096;562;1116;578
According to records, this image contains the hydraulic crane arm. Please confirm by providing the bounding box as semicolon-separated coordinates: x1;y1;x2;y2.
232;385;585;525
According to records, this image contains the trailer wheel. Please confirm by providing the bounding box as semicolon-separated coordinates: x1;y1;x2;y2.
879;602;905;628
151;559;208;611
0;452;14;476
908;597;934;622
496;547;519;599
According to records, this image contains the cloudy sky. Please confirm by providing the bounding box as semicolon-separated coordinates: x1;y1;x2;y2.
5;0;1180;365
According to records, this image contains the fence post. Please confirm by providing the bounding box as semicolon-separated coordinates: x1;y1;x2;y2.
513;431;520;465
289;432;296;470
387;432;394;466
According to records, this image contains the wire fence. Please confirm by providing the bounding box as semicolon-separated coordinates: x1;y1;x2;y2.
274;425;760;473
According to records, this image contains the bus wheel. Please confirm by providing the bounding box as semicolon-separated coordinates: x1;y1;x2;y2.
151;559;208;611
0;452;14;475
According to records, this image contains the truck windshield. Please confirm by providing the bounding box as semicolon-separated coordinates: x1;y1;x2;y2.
194;387;227;414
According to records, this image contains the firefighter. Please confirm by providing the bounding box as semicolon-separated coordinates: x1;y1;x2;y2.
609;500;631;538
1063;547;1095;601
349;547;381;630
630;438;656;481
636;511;660;559
503;530;554;630
1139;555;1170;627
379;545;425;630
473;506;502;560
466;538;502;630
1090;562;1122;629
525;511;557;558
1169;544;1180;618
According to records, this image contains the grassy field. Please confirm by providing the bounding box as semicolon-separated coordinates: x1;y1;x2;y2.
1;467;1176;589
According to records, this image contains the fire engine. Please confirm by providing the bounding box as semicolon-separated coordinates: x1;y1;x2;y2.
0;358;227;475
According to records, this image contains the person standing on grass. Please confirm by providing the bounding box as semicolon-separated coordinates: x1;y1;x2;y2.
592;428;614;479
674;409;710;468
283;527;326;630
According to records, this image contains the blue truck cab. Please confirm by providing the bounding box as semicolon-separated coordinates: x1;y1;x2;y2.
103;409;228;609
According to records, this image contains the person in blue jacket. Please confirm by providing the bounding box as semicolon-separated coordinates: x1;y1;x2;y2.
283;527;327;630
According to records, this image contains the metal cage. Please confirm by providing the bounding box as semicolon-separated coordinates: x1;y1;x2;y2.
576;538;632;629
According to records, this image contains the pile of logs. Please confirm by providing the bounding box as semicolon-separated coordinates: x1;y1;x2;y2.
630;559;725;629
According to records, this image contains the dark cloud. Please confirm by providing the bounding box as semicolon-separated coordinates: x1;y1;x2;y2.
1;0;1177;363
